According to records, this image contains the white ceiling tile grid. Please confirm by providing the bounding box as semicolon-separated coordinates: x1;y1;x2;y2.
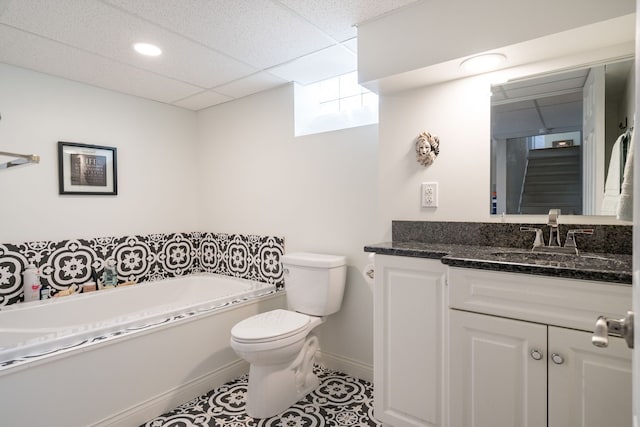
173;89;234;110
276;0;419;42
214;71;288;99
0;24;203;104
102;0;337;69
0;0;423;110
268;44;357;85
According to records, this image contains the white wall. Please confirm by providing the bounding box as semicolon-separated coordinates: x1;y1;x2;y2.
377;74;495;240
375;42;638;236
0;63;378;378
196;83;378;372
0;63;199;243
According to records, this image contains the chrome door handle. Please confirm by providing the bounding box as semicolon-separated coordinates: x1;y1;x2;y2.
593;316;609;347
592;311;634;349
551;353;564;364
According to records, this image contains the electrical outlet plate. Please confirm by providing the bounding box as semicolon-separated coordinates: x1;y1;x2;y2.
421;182;438;208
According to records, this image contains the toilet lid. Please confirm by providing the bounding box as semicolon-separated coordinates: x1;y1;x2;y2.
231;309;310;343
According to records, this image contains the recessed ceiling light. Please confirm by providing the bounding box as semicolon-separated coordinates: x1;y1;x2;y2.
133;43;162;57
460;53;506;72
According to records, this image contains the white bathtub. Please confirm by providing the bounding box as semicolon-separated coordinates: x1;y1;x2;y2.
0;273;286;426
0;273;275;365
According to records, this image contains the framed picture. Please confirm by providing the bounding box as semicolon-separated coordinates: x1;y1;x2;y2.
58;142;117;195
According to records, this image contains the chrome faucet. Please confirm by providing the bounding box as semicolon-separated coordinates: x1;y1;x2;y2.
564;228;594;254
520;209;594;254
520;227;544;249
547;209;561;247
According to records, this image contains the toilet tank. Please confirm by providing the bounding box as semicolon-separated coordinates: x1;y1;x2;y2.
281;252;347;316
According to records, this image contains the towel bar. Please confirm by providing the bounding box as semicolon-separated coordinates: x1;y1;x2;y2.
0;151;40;169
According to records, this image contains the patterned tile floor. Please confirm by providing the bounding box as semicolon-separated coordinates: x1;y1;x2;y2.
142;366;381;427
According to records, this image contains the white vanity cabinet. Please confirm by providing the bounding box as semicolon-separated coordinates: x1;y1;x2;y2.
548;326;631;427
448;267;632;427
374;255;447;427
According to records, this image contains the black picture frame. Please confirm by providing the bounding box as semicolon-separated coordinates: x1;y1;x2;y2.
58;141;118;195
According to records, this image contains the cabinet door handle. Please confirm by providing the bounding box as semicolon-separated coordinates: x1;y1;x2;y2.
530;349;543;360
551;353;565;365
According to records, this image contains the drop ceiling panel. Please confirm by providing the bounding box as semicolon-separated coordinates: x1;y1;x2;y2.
0;24;202;103
277;0;420;42
268;44;357;84
539;102;582;129
535;91;583;107
173;90;233;111
498;68;588;101
102;0;336;69
503;78;586;101
491;99;537;114
492;108;544;138
0;0;257;88
0;0;426;109
343;37;358;53
215;72;287;99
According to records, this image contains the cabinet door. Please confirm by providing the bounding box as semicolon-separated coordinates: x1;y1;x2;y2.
449;310;547;427
374;256;447;427
548;326;632;427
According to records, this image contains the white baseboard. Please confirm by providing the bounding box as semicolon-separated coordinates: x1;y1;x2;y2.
316;350;373;383
93;359;249;427
93;353;371;426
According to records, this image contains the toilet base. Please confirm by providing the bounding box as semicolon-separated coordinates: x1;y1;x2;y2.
245;335;320;419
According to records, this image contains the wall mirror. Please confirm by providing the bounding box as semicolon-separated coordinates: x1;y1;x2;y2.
490;57;634;216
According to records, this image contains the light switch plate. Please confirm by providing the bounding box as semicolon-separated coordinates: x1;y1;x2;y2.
421;182;438;207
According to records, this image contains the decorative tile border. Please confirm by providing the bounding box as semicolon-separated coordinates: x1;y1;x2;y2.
0;232;284;307
198;233;284;283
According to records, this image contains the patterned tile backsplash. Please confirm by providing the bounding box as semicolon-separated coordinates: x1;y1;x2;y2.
0;232;285;307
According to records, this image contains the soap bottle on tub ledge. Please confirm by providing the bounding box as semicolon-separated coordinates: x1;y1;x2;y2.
101;259;118;288
22;264;42;302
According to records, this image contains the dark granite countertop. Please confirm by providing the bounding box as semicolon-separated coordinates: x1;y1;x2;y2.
364;241;632;285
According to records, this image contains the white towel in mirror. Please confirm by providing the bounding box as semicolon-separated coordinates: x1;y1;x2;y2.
617;130;634;221
601;134;624;215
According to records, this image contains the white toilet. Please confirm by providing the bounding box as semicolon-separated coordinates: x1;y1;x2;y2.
230;252;347;419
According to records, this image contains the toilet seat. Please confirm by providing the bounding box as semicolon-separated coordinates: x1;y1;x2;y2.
231;309;311;344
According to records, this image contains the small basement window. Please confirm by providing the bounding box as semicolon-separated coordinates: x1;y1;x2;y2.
294;71;378;136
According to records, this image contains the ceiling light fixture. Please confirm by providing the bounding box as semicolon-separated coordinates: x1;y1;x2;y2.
460;53;506;72
133;42;162;57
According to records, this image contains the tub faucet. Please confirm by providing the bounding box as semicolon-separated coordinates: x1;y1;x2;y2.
547;209;561;247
